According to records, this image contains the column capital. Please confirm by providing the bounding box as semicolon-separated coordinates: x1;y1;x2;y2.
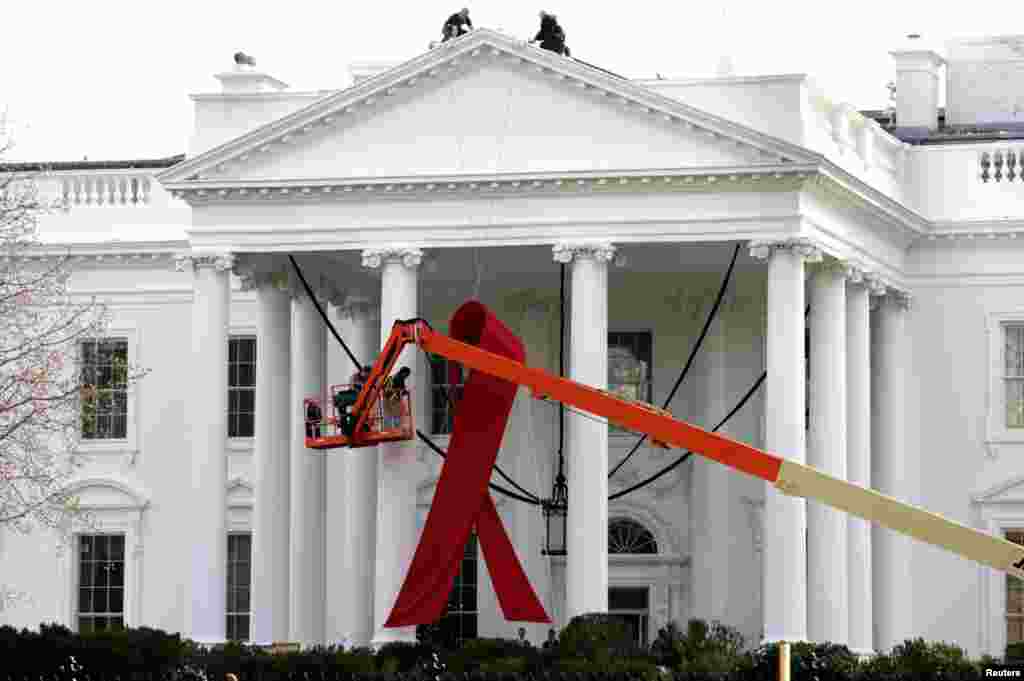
174;252;236;273
336;296;380;322
552;241;616;264
361;247;424;270
748;238;823;263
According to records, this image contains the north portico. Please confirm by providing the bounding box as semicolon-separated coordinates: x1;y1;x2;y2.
157;28;917;651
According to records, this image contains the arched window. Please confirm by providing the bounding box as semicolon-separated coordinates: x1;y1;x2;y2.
608;518;658;554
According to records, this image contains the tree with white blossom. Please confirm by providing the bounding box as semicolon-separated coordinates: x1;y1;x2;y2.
0;139;146;607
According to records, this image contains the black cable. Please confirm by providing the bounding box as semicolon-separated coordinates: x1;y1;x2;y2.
608;304;811;501
288;255;361;368
417;430;540;505
608;243;740;480
609;371;766;501
558;263;566;464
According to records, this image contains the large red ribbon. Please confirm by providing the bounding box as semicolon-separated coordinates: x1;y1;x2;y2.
384;301;550;626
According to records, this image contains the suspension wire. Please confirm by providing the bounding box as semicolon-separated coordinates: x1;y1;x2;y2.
289;255;361;368
608;243;741;480
608;304;810;501
290;254;539;503
556;262;566;480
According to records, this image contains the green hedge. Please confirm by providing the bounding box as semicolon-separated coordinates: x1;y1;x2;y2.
0;619;1012;681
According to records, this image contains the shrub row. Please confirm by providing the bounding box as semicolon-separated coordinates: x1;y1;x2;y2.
0;616;1012;681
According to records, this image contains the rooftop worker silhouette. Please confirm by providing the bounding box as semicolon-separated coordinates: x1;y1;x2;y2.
441;8;472;42
532;11;570;56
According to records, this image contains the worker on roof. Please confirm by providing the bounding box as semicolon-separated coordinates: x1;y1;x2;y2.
441;8;473;42
532;11;570;57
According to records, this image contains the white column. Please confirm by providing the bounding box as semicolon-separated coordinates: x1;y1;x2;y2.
689;291;735;624
871;286;912;652
333;297;380;648
250;271;292;645
846;270;877;656
289;280;327;646
749;238;819;644
807;260;849;645
553;241;614;621
363;247;423;647
176;252;234;645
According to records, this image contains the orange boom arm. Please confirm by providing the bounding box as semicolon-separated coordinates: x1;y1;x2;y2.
334;317;1024;581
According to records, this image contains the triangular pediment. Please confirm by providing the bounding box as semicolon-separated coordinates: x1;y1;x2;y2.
158;29;818;187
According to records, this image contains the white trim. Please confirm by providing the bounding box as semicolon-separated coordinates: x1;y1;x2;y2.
985;311;1024;458
62;476;150;631
75;324;142;464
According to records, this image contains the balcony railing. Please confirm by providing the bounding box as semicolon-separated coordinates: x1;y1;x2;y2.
60;173;153;207
980;148;1024;183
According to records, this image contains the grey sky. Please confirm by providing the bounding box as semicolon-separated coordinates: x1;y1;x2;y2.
3;0;1022;162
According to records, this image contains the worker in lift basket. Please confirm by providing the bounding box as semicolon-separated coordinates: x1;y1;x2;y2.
334;365;372;436
381;366;411;429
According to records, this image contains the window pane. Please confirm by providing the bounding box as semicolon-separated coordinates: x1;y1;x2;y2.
93;589;108;614
238;364;255;388
109;589;124;614
239;414;254;438
239;390;254;413
237;589;250;613
94;535;109;561
609;587;649;611
79;588;92;614
1008;379;1024;429
1007;327;1024;377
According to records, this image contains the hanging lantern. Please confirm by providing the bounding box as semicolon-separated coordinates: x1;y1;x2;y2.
542;471;568;556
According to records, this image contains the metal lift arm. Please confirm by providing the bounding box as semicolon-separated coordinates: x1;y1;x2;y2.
358;318;1024;581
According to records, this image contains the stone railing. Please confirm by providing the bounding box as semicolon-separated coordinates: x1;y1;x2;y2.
59;172;153;207
979;147;1024;183
804;81;907;193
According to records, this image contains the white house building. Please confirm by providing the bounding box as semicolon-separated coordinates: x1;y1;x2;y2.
3;28;1024;659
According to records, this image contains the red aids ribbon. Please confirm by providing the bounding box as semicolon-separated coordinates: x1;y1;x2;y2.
384;301;550;626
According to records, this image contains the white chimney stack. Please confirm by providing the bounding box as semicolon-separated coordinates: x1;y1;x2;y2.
214;56;289;95
889;34;945;138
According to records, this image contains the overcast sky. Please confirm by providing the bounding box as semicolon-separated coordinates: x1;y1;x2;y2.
3;0;1023;162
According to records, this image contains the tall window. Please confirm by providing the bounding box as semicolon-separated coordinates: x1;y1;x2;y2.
1006;326;1024;428
1009;530;1024;645
77;534;125;633
80;339;128;440
608;332;653;434
226;532;252;641
609;587;650;646
228;337;256;438
439;533;478;646
429;355;465;435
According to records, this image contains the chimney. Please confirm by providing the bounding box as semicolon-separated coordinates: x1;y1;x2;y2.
889;34;945;138
214;54;289;94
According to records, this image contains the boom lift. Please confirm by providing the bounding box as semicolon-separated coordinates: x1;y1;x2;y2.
304;315;1024;581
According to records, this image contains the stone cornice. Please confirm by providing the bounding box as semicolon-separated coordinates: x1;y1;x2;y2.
156;29;816;188
163;164;818;203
